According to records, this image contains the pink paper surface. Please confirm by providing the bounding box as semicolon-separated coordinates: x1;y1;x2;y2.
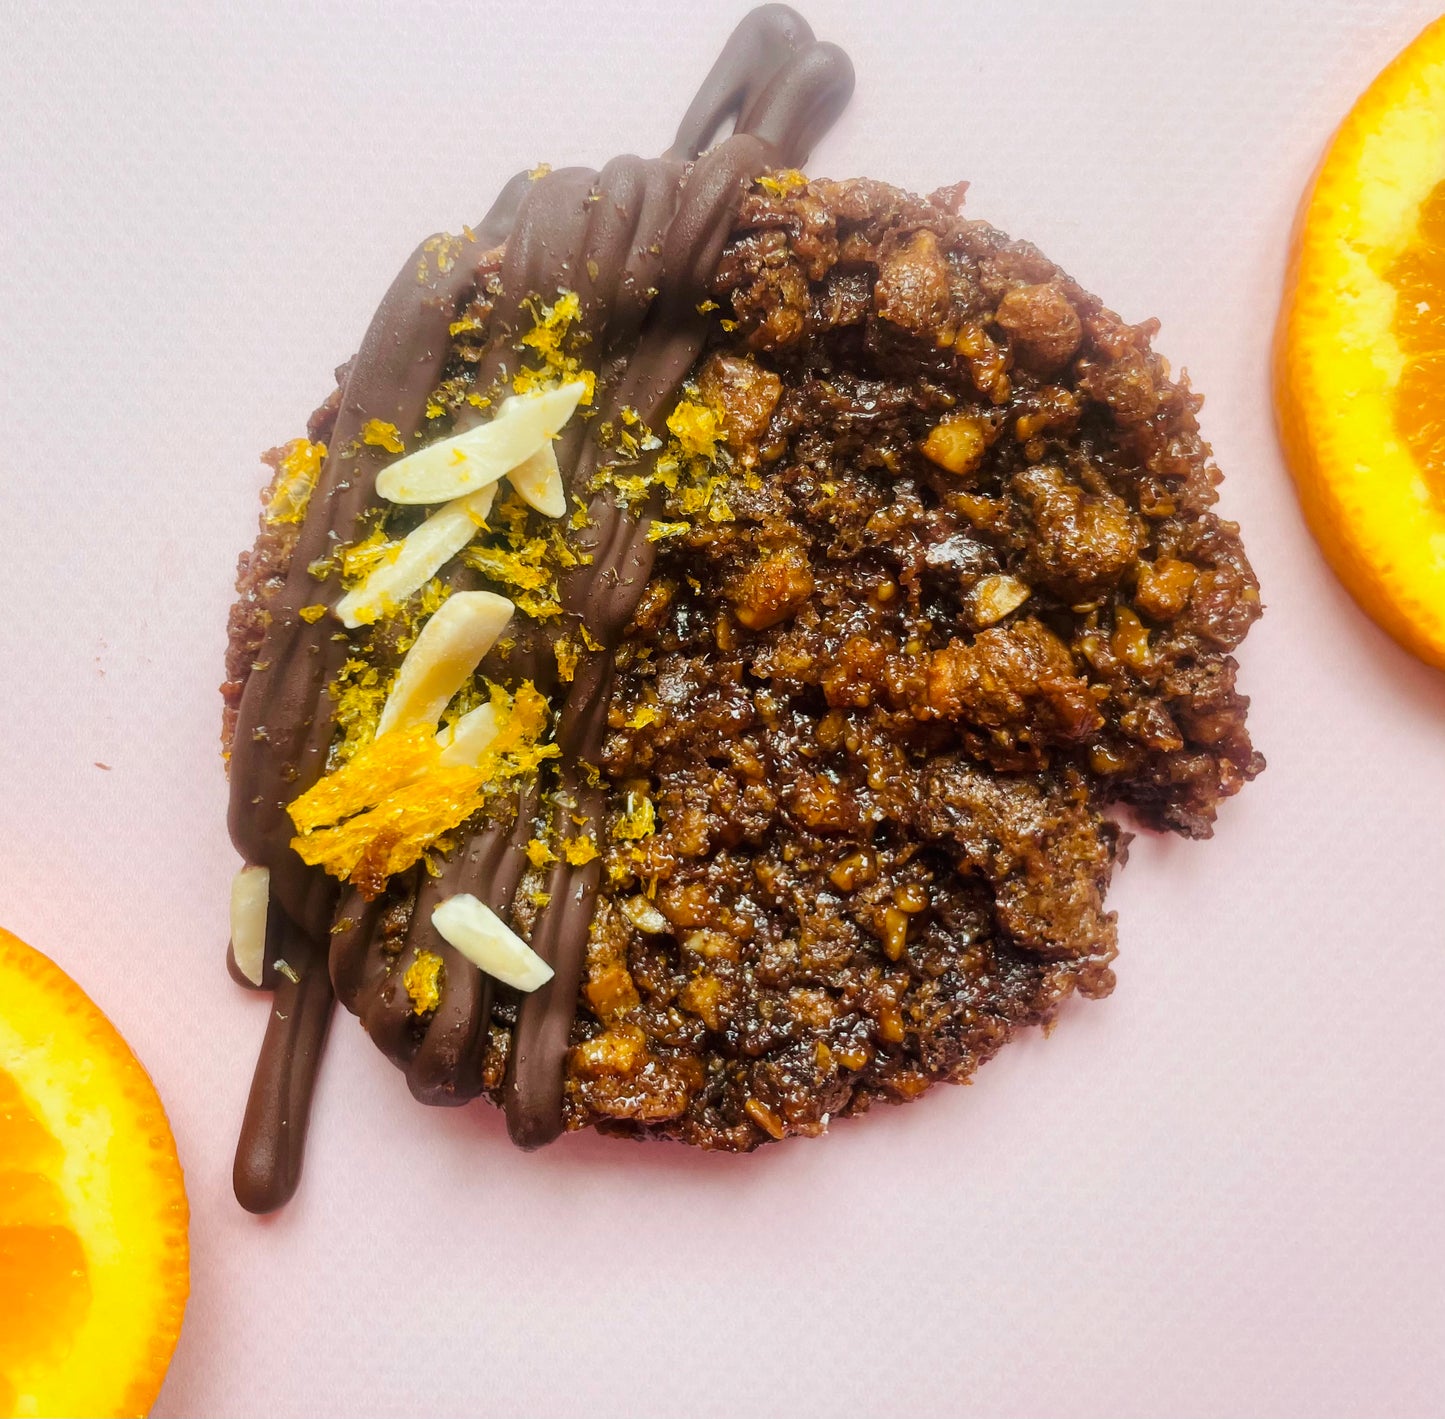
2;3;1444;1415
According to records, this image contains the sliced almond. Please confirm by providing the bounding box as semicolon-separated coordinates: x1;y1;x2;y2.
506;440;566;518
229;865;270;986
971;574;1032;627
375;591;513;736
431;893;554;992
335;486;495;629
375;383;586;505
435;702;500;768
621;894;669;935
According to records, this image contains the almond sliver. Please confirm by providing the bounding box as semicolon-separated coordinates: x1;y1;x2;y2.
229;865;270;986
335;486;496;628
375;591;513;736
431;893;554;992
506;441;567;518
436;702;501;767
375;383;586;505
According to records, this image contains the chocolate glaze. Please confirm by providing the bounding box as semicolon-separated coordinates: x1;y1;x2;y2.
233;918;334;1213
229;172;532;942
228;6;853;1207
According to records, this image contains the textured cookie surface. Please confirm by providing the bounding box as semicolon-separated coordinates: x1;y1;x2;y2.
219;8;1259;1211
227;174;1260;1151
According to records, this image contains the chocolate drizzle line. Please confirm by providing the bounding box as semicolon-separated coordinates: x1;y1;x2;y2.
227;5;853;1209
232;917;334;1211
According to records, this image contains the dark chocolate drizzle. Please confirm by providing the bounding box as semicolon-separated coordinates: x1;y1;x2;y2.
227;5;853;1209
232;918;334;1212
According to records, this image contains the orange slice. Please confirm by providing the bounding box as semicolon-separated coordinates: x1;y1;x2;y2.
1276;15;1445;668
0;928;188;1418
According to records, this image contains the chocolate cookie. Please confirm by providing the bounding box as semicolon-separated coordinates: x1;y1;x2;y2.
222;5;1261;1212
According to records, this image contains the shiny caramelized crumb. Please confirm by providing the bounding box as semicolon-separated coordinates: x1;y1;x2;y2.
921;415;989;476
697;354;782;456
725;547;815;630
969;574;1031;628
1134;557;1197;621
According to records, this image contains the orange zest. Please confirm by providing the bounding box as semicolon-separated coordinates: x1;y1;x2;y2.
289;682;560;895
0;928;188;1418
288;722;443;833
292;762;491;893
1276;15;1445;668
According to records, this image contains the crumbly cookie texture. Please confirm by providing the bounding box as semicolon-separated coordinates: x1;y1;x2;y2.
226;174;1261;1153
557;175;1262;1144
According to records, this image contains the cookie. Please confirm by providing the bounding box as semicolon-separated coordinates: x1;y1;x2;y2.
222;5;1260;1211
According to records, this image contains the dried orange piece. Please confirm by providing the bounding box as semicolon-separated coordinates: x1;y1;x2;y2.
292;762;490;891
290;680;560;894
0;928;188;1418
1277;16;1445;668
287;722;441;833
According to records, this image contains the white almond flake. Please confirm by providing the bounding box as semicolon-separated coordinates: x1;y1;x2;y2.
436;702;500;768
375;383;586;505
375;591;514;735
229;865;270;986
506;440;566;518
335;486;495;628
431;893;554;992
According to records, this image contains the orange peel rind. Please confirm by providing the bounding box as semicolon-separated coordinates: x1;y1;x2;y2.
1277;15;1445;669
0;927;188;1419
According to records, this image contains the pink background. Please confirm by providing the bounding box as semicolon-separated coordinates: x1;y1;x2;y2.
3;2;1444;1415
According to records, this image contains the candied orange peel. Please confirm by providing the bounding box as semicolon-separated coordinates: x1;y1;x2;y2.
293;763;490;894
290;682;559;894
289;723;440;834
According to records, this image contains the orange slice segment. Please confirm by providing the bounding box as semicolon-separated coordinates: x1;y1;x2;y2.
1276;16;1445;668
0;928;188;1419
